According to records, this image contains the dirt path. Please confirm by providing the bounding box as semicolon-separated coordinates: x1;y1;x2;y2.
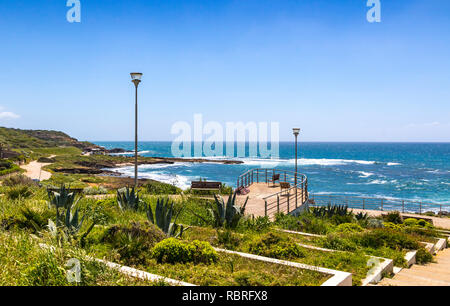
20;155;56;181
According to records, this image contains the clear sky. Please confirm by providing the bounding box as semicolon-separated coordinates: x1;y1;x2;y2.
0;0;449;142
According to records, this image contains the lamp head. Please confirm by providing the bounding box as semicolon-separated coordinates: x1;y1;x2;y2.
292;128;301;136
130;72;143;86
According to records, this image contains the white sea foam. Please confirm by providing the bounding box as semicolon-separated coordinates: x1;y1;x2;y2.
357;171;374;178
108;165;192;189
387;162;401;166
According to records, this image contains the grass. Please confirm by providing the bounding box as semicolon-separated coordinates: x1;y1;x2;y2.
0;178;443;286
0;230;167;286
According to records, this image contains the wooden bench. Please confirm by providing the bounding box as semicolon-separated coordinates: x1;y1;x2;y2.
280;182;291;196
47;188;84;194
268;174;280;187
191;181;222;192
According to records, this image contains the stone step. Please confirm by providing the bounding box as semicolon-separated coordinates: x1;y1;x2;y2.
379;277;444;287
393;273;450;286
403;268;450;281
409;265;450;276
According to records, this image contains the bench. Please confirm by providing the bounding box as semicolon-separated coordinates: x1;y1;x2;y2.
47;188;84;194
191;181;222;192
268;174;280;187
280;182;291;196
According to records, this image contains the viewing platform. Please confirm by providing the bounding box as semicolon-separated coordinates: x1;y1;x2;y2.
235;168;309;219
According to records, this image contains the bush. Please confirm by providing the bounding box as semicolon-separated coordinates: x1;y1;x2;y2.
101;222;166;265
152;238;218;264
383;211;403;224
3;174;37;187
366;218;384;229
216;230;241;250
335;223;364;233
416;247;433;264
352;228;420;250
5;185;33;200
320;234;358;252
0;160;21;176
274;213;333;235
144;181;182;195
383;222;404;231
403;218;418;227
248;232;305;259
24;251;67;286
83;186;108;195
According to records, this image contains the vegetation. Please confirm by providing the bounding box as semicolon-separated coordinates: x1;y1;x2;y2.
146;198;188;238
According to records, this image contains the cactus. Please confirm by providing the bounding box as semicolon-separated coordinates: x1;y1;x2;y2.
210;191;248;229
146;198;188;238
117;187;140;211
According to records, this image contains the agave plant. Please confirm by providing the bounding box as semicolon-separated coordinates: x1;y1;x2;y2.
47;185;96;242
355;212;369;221
311;204;351;218
209;191;248;229
117;187;140;211
48;185;80;225
147;198;188;238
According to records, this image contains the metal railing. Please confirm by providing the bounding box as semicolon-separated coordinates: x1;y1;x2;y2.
237;168;308;218
308;194;450;215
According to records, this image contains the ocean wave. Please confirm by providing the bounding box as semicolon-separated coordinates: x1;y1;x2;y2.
110;166;191;189
357;171;374;178
387;162;401;166
110;150;151;156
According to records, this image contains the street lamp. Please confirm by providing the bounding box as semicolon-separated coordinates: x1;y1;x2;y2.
293;128;300;186
130;72;143;189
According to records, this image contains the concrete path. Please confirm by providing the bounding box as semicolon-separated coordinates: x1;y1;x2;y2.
379;247;450;286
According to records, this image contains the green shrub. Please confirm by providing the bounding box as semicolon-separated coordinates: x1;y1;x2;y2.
274;213;333;235
352;229;420;250
83;186;108;195
320;234;358;252
248;232;305;260
6;185;33;200
152;238;218;264
216;230;241;250
240;216;272;232
101;222;166;266
3;174;37;187
403;218;418;227
24;251;67;286
383;222;404;231
0;160;21;176
335;223;364;233
144;181;182;195
366;218;384;229
383;211;403;224
416;247;433;264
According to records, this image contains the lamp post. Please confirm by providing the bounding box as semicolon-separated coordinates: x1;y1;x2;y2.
130;72;143;189
293;128;300;186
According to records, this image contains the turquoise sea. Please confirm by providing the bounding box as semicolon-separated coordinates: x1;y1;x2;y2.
94;142;450;205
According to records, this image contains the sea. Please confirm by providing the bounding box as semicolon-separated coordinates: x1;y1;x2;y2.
94;142;450;205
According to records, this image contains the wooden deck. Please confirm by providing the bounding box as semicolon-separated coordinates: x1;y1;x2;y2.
235;183;308;218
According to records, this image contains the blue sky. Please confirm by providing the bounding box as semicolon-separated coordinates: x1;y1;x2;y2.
0;0;449;142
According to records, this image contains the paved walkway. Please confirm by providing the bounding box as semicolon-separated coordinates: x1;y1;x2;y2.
379;247;450;286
